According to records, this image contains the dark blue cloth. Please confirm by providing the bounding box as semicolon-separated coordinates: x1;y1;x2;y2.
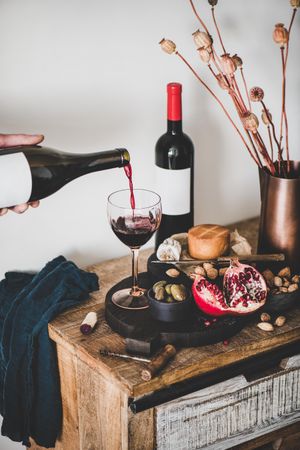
0;256;99;448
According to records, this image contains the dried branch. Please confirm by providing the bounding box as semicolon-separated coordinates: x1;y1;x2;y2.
176;51;262;168
211;6;226;54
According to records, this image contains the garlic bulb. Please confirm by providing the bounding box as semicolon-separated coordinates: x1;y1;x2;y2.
156;238;182;261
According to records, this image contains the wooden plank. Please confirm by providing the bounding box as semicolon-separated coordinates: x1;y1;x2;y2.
128;409;155;450
76;358;128;450
155;364;300;449
231;421;300;449
55;344;80;449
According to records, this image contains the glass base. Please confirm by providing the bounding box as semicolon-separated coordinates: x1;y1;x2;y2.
111;288;149;310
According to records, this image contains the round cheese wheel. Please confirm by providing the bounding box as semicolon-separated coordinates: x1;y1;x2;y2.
188;224;230;259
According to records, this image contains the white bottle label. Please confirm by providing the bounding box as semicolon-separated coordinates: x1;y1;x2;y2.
155;166;191;215
0;152;32;208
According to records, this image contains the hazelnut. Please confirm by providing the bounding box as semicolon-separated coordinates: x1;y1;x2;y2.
203;262;214;271
260;312;271;322
278;267;291;279
283;279;290;288
288;283;298;292
274;276;283;287
274;316;286;327
257;322;274;332
194;266;206;276
219;267;227;277
291;275;300;283
207;268;218;280
279;287;288;293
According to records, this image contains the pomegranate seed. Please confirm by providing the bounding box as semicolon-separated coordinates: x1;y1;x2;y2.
223;340;229;346
204;320;211;327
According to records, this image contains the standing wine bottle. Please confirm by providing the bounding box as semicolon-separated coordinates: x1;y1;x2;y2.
155;82;194;248
0;146;130;209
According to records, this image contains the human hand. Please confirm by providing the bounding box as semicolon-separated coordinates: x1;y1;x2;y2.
0;133;44;216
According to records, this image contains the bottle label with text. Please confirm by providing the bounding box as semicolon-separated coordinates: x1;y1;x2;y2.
155;166;190;215
0;153;32;208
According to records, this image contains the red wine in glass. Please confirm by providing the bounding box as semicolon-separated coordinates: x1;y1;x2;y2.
107;189;162;309
111;214;157;248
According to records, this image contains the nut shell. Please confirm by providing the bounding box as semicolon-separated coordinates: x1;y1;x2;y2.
260;312;271;322
288;283;298;292
274;316;286;327
257;322;274;332
207;268;218;280
194;266;206;276
291;275;300;283
274;276;283;287
278;267;291;279
166;268;180;278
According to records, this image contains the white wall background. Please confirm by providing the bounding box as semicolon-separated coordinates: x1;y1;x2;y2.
0;1;299;448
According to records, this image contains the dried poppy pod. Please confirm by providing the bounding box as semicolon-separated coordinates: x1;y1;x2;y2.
208;0;218;5
216;74;229;90
192;29;213;49
197;46;211;63
232;54;243;69
249;86;264;102
159;38;176;54
221;53;236;75
261;109;272;125
273;23;289;46
242;112;259;133
290;0;300;7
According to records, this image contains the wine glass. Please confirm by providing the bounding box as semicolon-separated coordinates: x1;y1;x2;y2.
107;189;162;309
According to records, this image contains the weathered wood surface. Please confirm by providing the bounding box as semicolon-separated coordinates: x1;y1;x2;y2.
155;355;300;449
48;217;300;398
231;422;300;449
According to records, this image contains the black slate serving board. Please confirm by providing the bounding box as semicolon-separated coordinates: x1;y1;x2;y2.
105;264;247;352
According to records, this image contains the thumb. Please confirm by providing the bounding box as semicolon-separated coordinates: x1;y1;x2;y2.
0;134;44;148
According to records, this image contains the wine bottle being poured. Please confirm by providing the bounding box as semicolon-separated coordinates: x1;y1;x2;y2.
0;145;130;209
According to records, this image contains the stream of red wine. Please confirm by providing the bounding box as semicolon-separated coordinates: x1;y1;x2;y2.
124;163;135;210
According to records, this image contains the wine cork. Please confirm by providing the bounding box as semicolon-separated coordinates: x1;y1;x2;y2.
80;311;97;335
141;344;176;381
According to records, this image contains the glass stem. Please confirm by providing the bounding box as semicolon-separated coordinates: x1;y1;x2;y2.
131;248;140;295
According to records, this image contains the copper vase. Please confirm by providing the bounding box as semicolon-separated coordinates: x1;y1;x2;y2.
258;161;300;271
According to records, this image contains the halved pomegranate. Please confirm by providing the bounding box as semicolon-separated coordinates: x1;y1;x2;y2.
192;260;267;316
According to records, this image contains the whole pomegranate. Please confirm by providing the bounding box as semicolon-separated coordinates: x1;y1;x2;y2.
192;261;267;316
